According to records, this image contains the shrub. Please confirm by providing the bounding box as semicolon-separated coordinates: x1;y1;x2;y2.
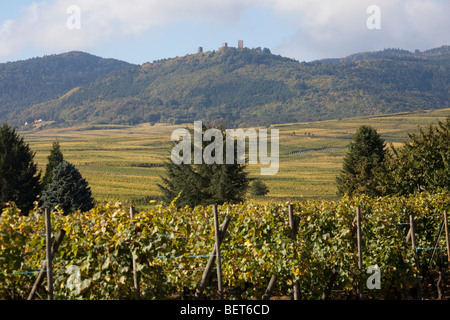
250;179;269;196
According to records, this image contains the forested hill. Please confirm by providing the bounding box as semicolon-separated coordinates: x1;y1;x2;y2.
320;46;450;64
1;46;449;128
0;51;132;121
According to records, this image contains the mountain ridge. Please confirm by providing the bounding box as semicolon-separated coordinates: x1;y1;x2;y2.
1;45;449;128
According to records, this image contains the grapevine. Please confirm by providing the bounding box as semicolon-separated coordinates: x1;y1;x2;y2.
1;192;449;299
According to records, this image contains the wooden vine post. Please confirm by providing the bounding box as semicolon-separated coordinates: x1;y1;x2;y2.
264;204;300;300
28;229;65;300
288;204;300;300
130;206;141;300
213;204;224;299
194;211;231;299
356;206;363;300
409;214;422;299
45;208;54;300
444;210;450;270
409;215;417;254
262;274;277;300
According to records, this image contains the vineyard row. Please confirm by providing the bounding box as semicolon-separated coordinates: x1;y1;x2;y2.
1;192;449;300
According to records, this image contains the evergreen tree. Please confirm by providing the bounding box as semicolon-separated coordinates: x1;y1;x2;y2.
0;123;41;215
158;160;206;208
41;161;94;215
209;158;249;204
158;124;249;208
336;125;386;197
42;139;64;190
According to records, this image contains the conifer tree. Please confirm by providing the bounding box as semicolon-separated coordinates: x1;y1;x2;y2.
336;125;386;197
42;139;64;190
0;123;41;215
41;161;94;215
158;124;249;208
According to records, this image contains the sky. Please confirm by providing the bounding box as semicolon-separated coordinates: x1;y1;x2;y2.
0;0;449;64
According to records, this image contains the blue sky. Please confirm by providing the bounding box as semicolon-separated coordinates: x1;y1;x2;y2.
1;0;449;64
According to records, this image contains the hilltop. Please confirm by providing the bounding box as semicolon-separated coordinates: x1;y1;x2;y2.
1;45;449;128
0;51;132;123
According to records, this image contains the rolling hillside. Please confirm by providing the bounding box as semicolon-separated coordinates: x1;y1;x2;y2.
22;107;450;206
1;45;449;128
0;51;132;121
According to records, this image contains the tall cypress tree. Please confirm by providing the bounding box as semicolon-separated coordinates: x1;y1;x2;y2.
0;123;41;215
336;125;386;197
42;139;64;190
41;161;94;215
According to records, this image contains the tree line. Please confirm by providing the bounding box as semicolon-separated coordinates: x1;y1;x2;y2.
160;116;450;208
0;123;94;216
0;121;263;215
1;115;448;215
336;116;450;197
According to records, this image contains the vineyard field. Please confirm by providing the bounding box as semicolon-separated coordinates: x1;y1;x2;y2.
20;108;450;209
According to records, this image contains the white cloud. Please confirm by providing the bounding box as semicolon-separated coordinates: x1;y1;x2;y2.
0;0;448;62
0;0;250;60
0;19;18;56
266;0;450;60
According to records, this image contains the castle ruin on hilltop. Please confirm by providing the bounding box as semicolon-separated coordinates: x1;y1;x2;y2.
197;40;244;54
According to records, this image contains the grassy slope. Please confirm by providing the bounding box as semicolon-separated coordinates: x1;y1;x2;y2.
21;108;450;210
